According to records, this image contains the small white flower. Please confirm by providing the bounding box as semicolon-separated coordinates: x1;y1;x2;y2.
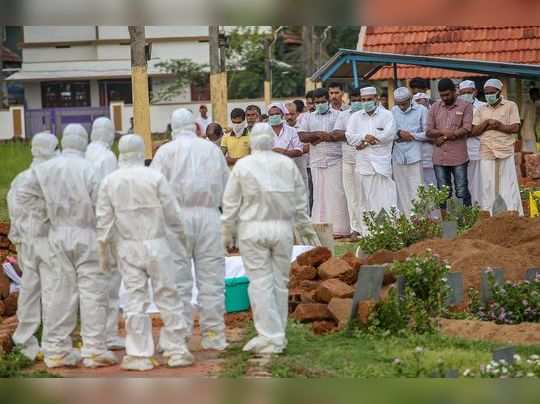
513;354;522;362
445;264;451;269
393;358;401;365
530;355;539;361
526;373;535;377
463;369;471;377
415;346;424;354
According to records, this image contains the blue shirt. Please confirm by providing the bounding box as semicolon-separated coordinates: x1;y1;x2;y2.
391;104;429;165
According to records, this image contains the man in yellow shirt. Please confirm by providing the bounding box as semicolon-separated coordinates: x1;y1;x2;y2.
222;108;251;166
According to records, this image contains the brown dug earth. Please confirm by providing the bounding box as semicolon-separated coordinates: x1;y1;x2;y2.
368;212;540;291
439;318;540;346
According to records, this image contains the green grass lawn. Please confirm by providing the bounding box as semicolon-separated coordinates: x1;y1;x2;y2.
221;321;540;378
0;142;32;222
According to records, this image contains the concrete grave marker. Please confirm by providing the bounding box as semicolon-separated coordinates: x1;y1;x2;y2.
355;245;368;260
375;208;388;225
347;266;385;330
493;346;516;365
442;220;458;239
480;268;505;304
397;275;406;298
526;268;540;282
444;272;464;306
492;194;508;215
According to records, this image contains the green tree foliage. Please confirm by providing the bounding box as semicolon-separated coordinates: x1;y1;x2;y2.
153;59;209;102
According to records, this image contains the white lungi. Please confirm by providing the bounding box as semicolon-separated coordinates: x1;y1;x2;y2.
479;156;524;215
468;159;482;206
356;173;398;235
393;161;423;217
342;161;361;233
311;162;350;236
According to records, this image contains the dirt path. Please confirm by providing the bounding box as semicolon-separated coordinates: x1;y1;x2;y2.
30;314;250;378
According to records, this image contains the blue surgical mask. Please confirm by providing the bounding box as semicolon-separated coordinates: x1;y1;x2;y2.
268;115;283;126
315;102;329;114
350;101;363;112
459;93;475;104
485;93;500;105
362;100;377;113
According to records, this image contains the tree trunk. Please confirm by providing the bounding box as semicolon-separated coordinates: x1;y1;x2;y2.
128;25;152;162
0;25;5;108
209;26;228;127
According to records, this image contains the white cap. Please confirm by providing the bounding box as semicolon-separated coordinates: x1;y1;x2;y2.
484;78;503;90
250;122;274;151
90;117;115;148
413;92;429;101
31;131;58;160
61;123;88;152
459;80;476;90
267;102;288;115
360;86;377;96
171;108;196;139
393;87;412;102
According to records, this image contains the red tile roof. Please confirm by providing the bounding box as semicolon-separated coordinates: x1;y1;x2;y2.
1;46;21;63
363;26;540;80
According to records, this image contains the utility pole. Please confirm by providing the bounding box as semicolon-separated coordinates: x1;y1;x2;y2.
0;25;5;108
264;37;272;106
303;26;316;93
128;26;152;162
209;25;228;127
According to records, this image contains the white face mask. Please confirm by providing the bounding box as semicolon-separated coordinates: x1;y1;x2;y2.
232;121;247;137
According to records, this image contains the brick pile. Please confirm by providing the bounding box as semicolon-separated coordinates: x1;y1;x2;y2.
289;247;383;335
0;222;19;353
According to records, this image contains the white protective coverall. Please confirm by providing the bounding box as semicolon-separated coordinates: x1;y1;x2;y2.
85;117;124;350
222;123;317;354
151;108;230;350
17;124;117;369
7;132;58;360
97;135;192;371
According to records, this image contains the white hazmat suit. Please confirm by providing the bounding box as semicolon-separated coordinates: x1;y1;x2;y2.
17;124;117;369
222;123;317;354
151;109;230;350
85;117;124;351
7;132;58;360
97;135;193;371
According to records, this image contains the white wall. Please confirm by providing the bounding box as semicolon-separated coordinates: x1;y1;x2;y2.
96;44;131;60
0;111;12;140
150;41;209;64
151;78;191;104
97;26;129;40
90;80;100;107
24;26;96;43
23;46;98;63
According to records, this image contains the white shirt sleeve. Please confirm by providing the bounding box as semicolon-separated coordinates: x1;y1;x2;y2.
345;113;365;146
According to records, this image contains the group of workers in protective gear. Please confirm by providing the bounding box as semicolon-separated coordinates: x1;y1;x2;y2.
8;108;316;370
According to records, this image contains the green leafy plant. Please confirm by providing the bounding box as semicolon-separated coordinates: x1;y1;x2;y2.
446;198;481;233
463;354;540;378
153;59;209;102
468;273;540;324
370;252;450;334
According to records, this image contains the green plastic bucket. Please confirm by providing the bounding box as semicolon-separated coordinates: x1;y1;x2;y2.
225;276;250;313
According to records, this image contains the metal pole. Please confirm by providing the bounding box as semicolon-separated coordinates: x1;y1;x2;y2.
392;63;398;88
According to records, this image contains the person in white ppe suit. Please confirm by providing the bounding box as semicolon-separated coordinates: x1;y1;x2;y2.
7;132;58;360
97;135;193;371
151;108;229;350
17;124;117;369
85;117;124;351
222;123;317;354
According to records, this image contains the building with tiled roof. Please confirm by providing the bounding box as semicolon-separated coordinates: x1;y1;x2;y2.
360;26;540;80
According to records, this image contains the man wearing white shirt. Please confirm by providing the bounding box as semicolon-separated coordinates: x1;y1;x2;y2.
392;87;429;216
459;80;486;206
332;87;363;236
268;103;304;159
299;88;350;237
283;102;309;192
196;104;212;135
345;86;397;235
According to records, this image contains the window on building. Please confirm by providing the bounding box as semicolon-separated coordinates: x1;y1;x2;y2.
99;79;133;106
41;81;91;108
